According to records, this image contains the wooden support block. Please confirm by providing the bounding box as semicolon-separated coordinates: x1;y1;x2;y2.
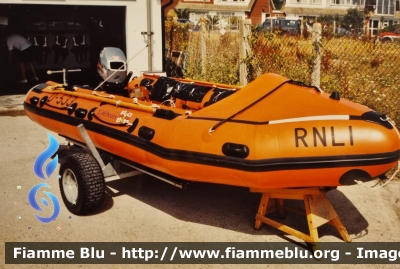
250;188;323;197
306;193;337;228
304;194;320;251
329;217;352;243
255;214;314;242
254;193;269;230
253;187;351;246
284;205;305;216
277;199;286;219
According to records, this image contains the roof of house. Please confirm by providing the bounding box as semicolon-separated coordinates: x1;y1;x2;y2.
281;7;349;16
175;0;257;12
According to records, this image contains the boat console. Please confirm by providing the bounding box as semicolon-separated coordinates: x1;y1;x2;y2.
128;75;237;112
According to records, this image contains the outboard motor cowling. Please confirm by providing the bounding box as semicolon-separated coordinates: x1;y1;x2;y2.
97;47;127;84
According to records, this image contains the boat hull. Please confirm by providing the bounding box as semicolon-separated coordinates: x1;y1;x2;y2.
24;73;400;189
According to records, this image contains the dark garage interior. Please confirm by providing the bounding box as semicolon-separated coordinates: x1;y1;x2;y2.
0;4;126;95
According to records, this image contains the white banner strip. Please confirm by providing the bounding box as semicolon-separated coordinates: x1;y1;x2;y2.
269;115;350;125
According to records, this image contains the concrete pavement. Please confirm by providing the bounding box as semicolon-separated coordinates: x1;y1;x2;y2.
0;94;26;116
1;96;400;268
1;116;400;262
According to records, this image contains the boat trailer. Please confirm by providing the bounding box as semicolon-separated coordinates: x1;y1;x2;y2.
59;124;351;250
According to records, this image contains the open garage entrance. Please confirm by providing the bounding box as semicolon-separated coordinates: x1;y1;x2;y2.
0;4;126;95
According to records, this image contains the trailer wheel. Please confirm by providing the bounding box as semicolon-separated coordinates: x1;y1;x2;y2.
59;153;105;214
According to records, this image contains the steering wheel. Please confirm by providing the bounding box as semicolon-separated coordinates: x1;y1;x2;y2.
160;99;175;108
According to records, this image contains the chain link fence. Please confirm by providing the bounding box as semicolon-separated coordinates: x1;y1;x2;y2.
165;20;400;127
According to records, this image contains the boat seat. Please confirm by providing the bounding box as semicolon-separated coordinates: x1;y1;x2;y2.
148;77;179;102
146;77;236;110
171;82;213;103
203;87;236;107
172;85;236;110
139;78;154;88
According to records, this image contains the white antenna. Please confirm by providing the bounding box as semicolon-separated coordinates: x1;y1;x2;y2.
47;68;81;86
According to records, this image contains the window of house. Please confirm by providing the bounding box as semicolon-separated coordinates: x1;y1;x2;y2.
390;0;395;12
353;0;366;4
369;19;380;36
376;0;395;15
377;2;382;13
396;0;400;11
382;20;389;27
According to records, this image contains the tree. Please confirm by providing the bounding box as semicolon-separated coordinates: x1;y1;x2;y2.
341;8;365;32
166;9;177;21
382;23;400;32
174;8;190;19
318;15;335;25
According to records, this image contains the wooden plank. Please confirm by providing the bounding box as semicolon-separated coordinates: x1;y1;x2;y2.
250;188;323;196
253;187;350;246
254;193;270;230
277;199;286;219
255;214;315;242
304;195;320;243
269;192;306;200
329;218;352;242
307;193;338;228
284;205;306;216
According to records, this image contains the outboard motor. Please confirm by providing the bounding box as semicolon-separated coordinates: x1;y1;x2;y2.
97;47;127;91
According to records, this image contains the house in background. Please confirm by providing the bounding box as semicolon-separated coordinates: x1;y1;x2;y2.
367;0;400;35
162;0;281;29
163;0;400;36
280;0;400;36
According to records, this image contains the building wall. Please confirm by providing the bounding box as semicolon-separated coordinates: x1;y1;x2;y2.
282;0;399;36
163;0;277;25
182;0;213;3
162;0;179;18
248;0;269;24
284;0;327;9
3;0;163;77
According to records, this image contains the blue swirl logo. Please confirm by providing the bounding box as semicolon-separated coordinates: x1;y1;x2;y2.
34;133;59;180
28;183;61;223
28;133;61;223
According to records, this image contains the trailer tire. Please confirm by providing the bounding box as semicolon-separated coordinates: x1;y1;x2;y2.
59;153;105;214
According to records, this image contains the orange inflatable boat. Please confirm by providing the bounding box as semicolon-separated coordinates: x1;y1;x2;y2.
24;72;400;193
